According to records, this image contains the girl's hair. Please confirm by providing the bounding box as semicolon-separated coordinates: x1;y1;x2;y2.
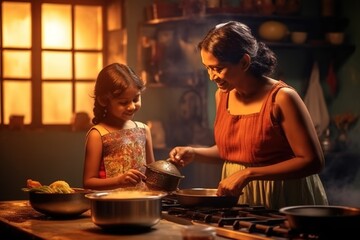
92;63;145;124
198;21;277;77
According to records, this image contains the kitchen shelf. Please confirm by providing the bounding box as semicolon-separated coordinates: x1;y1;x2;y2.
141;13;354;56
143;13;349;32
137;10;355;147
144;13;346;26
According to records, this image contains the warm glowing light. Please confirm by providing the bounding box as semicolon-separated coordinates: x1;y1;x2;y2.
3;50;31;78
3;81;31;124
42;51;72;79
75;52;103;79
42;83;72;124
2;2;31;48
42;4;72;49
75;6;103;50
75;82;95;117
1;2;105;125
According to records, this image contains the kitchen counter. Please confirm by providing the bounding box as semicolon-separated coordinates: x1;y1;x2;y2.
0;200;229;240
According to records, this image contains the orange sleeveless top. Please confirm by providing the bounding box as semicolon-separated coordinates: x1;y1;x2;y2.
214;81;295;165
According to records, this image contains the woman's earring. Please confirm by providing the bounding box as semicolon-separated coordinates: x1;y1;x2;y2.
103;108;107;118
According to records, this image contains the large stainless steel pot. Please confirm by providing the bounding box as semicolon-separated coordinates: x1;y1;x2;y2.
174;188;239;207
144;159;184;192
280;205;360;235
85;190;166;229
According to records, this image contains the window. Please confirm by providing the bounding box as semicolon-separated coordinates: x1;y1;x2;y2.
0;0;106;128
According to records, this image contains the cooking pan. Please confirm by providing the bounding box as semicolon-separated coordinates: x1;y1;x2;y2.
173;188;239;207
86;190;167;229
279;205;360;235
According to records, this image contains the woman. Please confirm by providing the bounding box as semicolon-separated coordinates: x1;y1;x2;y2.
169;21;328;209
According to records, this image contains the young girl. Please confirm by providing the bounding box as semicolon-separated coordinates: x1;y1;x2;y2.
83;63;155;190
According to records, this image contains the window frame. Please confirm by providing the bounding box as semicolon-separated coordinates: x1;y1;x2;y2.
0;0;108;130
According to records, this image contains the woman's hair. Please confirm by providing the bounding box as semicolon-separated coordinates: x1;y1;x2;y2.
92;63;145;124
198;21;277;77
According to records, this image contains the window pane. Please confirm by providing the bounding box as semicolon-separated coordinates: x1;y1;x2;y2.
42;51;72;79
3;50;31;78
42;83;72;124
42;4;72;49
75;52;103;79
75;82;95;117
3;81;31;124
107;1;122;31
75;5;102;50
2;2;31;48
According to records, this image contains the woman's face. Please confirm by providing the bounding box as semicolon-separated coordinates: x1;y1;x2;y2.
107;85;142;122
200;49;243;93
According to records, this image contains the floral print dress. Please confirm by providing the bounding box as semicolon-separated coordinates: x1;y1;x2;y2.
88;122;147;179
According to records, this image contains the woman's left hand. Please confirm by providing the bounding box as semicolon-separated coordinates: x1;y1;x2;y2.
216;170;249;197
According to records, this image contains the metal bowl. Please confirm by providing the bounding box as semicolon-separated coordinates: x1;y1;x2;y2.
86;190;167;229
144;159;184;192
146;159;182;176
174;188;239;207
28;188;91;218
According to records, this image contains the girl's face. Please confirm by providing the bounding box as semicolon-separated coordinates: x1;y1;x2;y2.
200;49;243;93
107;85;142;122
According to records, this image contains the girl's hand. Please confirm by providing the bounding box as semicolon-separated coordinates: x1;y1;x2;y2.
117;169;146;187
168;146;195;167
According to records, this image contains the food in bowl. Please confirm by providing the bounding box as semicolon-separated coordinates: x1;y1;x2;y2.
23;179;75;193
22;179;91;217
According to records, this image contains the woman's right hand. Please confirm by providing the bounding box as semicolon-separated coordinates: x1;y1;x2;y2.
169;146;195;167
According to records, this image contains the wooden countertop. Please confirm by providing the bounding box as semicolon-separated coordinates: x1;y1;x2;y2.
0;200;219;240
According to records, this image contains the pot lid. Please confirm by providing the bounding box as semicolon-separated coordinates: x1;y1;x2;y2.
146;159;182;177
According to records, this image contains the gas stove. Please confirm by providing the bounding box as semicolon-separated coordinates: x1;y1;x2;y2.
161;198;323;240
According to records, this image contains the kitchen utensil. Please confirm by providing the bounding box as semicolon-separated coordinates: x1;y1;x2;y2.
28;188;91;218
181;225;216;240
258;21;289;42
174;188;239;207
291;31;307;44
326;32;344;45
85;189;167;229
279;205;360;234
144;159;185;192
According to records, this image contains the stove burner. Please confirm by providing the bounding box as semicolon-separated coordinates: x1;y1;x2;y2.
161;196;180;211
162;205;326;240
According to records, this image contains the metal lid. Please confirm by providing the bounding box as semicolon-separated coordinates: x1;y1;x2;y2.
146;159;182;177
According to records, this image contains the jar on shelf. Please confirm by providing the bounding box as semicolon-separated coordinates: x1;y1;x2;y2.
180;0;206;17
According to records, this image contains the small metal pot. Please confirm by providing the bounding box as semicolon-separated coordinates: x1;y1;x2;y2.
144;159;185;192
86;190;166;229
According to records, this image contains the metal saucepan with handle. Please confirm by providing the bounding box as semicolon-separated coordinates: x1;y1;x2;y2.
144;159;185;192
173;188;239;207
279;205;360;235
